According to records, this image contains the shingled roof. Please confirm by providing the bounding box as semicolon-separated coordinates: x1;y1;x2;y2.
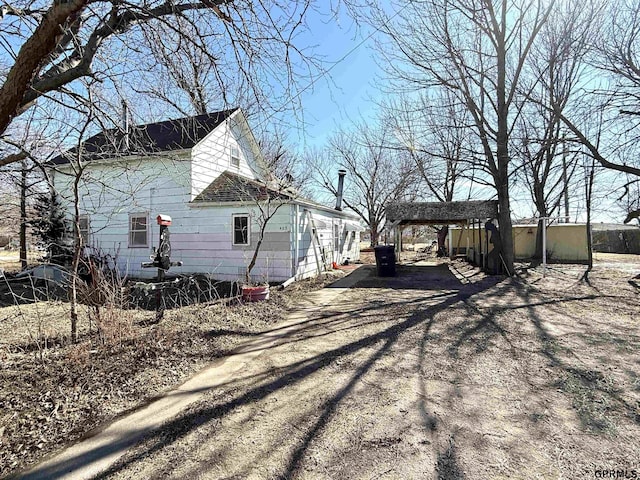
192;171;295;203
386;200;499;224
50;109;238;165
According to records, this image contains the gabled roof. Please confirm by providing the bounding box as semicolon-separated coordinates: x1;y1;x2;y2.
192;171;294;203
50;109;238;165
192;171;362;221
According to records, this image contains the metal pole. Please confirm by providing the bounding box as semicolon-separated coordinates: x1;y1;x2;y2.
542;216;547;277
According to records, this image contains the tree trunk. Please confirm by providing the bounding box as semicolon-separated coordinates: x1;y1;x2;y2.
0;0;88;136
69;174;82;343
495;19;514;276
534;218;545;260
585;162;595;271
245;237;263;284
496;175;514;274
370;224;379;247
70;243;80;343
19;165;27;270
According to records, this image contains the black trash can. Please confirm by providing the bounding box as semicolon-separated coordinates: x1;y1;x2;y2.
374;245;396;276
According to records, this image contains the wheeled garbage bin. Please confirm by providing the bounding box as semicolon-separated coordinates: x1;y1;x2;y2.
374;245;396;276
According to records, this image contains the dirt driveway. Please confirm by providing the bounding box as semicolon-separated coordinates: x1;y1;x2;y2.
25;259;640;479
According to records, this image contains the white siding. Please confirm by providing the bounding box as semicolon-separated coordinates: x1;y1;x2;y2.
53;155;193;278
292;207;361;280
178;204;293;282
190;111;264;199
50;112;359;283
53;156;295;281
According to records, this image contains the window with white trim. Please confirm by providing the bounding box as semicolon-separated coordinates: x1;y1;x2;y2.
230;145;240;167
78;215;90;245
233;214;250;245
129;214;148;248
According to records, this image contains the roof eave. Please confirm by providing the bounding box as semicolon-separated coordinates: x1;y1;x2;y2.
293;198;360;219
189;199;292;208
47;148;192;169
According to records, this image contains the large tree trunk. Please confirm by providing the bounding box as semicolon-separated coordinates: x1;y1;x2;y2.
585;163;595;271
0;0;88;137
369;222;379;247
495;16;514;276
495;137;514;273
19;165;27;270
496;180;514;274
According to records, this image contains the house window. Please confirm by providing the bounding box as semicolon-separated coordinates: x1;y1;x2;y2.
233;214;250;245
230;145;240;167
334;223;340;251
78;215;90;245
129;214;148;248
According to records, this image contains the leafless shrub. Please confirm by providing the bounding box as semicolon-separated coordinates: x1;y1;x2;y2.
75;247;135;347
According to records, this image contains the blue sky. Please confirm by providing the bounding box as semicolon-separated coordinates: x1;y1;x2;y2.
286;10;628;225
293;9;380;148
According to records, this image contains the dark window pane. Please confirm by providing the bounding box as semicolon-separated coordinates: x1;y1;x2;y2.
234;216;248;245
129;215;147;246
131;217;146;230
231;146;240;166
131;231;146;246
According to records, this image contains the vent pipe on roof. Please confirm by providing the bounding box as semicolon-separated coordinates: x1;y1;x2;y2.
122;100;130;151
335;169;347;211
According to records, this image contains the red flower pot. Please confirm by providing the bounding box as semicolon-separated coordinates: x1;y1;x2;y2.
241;285;270;302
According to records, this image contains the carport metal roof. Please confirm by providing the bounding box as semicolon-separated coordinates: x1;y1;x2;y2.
386;200;499;226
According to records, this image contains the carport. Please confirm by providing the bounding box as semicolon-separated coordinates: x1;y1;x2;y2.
385;200;499;271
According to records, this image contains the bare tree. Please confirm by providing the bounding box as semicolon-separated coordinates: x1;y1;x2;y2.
512;1;594;257
0;0;356;167
0;117;54;268
384;91;481;203
555;0;640;223
259;129;311;195
245;134;307;283
309;120;417;247
371;0;558;273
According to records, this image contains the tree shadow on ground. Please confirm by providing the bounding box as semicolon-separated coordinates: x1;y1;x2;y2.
20;265;503;480
516;285;640;433
436;435;466;480
27;261;638;479
434;274;640;437
335;264;465;291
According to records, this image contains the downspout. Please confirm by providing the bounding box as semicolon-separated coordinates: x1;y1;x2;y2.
149;187;155;251
293;203;299;279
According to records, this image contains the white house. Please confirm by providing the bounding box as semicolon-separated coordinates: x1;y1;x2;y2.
50;108;362;282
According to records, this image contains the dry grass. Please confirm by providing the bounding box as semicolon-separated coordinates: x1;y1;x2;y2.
0;272;340;477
